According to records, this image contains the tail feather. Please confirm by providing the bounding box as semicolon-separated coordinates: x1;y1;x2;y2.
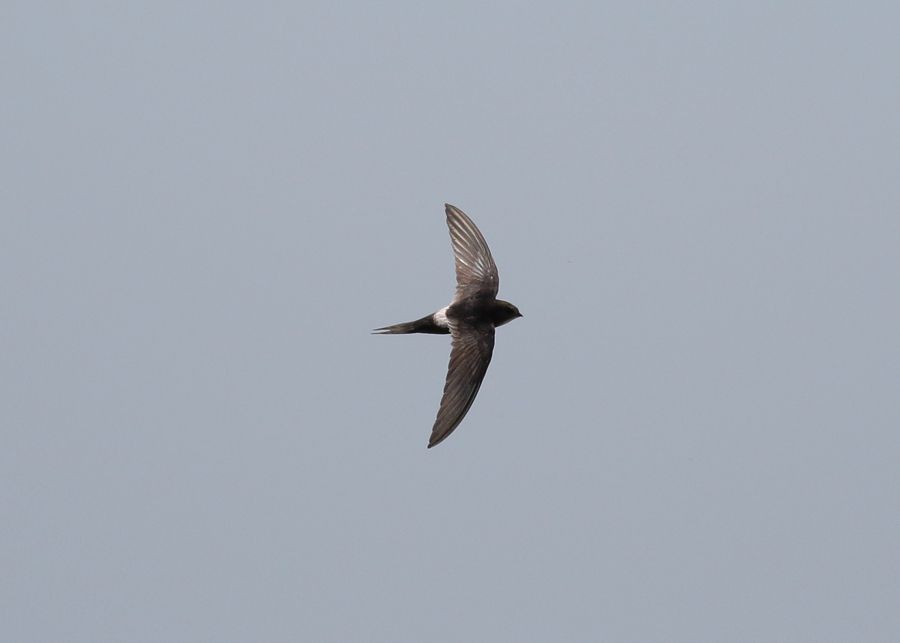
372;320;420;334
373;314;450;335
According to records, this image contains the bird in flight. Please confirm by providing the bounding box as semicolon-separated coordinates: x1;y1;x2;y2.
374;204;522;448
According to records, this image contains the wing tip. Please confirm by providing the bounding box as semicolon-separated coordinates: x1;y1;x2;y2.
427;432;448;449
428;420;458;449
445;203;464;218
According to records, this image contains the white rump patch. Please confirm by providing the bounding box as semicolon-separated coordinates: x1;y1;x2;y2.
432;306;450;329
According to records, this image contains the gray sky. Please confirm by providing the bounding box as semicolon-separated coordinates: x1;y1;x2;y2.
2;2;899;641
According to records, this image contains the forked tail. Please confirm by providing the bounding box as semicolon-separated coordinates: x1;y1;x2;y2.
372;314;450;335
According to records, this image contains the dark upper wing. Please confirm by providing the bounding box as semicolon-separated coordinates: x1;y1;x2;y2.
445;204;499;300
428;320;495;448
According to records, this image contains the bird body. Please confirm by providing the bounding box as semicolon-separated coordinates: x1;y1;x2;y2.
374;204;522;448
447;297;521;329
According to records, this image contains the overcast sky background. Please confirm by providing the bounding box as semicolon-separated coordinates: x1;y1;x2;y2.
2;2;899;641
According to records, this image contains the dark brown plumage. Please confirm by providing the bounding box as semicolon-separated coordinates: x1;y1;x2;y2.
374;204;522;448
